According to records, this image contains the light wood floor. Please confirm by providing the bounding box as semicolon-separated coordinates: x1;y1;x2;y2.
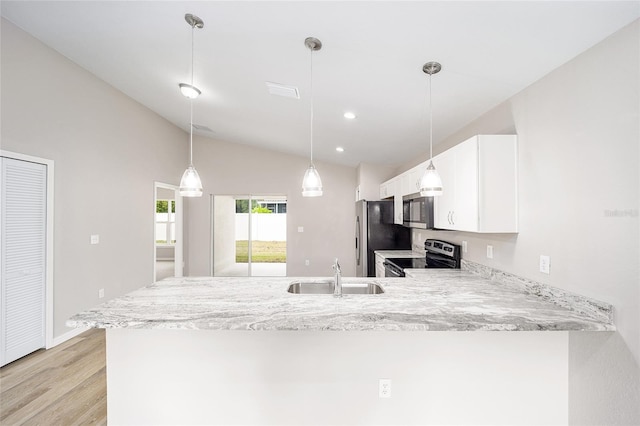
0;328;107;425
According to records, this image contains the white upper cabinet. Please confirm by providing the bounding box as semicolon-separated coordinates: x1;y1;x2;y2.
379;177;404;225
379;179;393;200
401;163;428;196
433;135;518;233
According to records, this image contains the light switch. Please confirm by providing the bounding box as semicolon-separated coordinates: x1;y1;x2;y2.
298;226;304;233
486;245;493;259
91;234;100;245
540;255;550;274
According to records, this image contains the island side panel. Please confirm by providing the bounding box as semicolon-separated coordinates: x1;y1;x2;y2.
106;329;568;425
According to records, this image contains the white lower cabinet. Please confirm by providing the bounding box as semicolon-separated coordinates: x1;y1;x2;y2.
433;135;518;233
375;253;386;277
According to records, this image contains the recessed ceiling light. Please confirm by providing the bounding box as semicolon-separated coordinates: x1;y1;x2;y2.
336;147;344;152
343;112;356;119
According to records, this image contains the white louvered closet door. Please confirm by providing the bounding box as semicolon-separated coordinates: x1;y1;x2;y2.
1;157;47;367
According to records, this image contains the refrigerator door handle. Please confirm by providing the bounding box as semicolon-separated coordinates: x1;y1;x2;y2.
355;216;361;265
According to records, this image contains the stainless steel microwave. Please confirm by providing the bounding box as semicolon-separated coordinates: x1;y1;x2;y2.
402;195;434;229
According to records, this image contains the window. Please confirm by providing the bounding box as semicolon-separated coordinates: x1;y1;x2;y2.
156;200;176;244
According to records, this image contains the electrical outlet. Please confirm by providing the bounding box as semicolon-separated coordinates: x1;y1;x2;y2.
462;241;468;253
540;255;550;274
98;288;105;298
305;259;310;266
486;245;493;259
90;234;100;245
379;379;391;398
298;226;304;233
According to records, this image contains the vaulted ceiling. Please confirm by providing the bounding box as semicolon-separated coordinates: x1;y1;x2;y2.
2;1;638;167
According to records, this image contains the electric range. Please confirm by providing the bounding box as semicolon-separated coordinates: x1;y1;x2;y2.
383;239;461;277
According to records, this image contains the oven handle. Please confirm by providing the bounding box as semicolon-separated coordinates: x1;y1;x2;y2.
383;261;405;277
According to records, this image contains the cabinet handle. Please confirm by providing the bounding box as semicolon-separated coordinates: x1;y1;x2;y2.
451;211;455;225
447;211;452;225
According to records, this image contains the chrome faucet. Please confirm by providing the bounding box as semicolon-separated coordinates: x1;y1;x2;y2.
332;258;342;297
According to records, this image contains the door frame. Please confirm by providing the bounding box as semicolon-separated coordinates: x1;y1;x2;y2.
0;150;54;349
153;182;183;281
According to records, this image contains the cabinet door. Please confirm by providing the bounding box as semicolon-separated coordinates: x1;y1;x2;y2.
452;138;479;232
432;151;456;229
412;162;428;195
379;182;388;199
375;259;386;277
393;180;403;225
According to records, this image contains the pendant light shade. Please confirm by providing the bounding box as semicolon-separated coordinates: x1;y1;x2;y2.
419;61;443;197
179;13;204;198
419;161;443;196
302;165;323;197
301;37;323;197
180;165;203;197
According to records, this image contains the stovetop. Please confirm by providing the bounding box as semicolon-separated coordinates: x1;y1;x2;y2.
386;257;460;269
386;257;428;269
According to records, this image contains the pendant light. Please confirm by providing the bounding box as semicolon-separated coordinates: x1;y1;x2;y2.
179;13;204;197
301;37;323;197
419;61;443;197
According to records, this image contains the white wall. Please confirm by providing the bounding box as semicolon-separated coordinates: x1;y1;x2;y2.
403;20;640;424
0;19;187;339
186;137;357;277
213;196;236;274
356;163;397;201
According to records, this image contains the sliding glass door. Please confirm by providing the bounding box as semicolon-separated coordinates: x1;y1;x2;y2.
212;195;286;277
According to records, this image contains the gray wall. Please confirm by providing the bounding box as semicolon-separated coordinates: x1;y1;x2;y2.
186;136;357;277
403;20;640;424
356;163;396;201
1;19;187;338
1;17;357;340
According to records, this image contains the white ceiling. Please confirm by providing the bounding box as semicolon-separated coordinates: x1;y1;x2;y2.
2;1;639;167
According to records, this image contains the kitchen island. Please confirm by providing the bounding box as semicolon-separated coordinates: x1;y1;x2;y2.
68;270;613;425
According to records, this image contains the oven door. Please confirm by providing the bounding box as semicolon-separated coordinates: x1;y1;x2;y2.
383;260;405;277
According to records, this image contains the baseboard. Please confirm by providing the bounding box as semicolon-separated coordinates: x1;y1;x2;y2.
48;326;89;349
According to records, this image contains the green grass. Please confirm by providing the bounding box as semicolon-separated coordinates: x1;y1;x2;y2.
236;240;286;263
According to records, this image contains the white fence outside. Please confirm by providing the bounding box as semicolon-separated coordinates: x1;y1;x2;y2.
235;213;286;241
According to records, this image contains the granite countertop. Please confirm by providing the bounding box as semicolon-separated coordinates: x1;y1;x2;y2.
66;269;614;332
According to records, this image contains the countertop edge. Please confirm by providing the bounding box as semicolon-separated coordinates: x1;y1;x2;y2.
460;260;615;326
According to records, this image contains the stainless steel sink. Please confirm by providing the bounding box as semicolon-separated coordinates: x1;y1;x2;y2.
287;280;385;295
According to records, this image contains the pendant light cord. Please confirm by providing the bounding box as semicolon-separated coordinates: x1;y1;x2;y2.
309;46;314;166
189;21;195;167
429;71;433;161
190;99;194;166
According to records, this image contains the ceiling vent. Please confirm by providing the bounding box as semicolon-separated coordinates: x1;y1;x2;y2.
265;82;300;99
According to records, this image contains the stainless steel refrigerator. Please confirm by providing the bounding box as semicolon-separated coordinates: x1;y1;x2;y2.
355;200;411;277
